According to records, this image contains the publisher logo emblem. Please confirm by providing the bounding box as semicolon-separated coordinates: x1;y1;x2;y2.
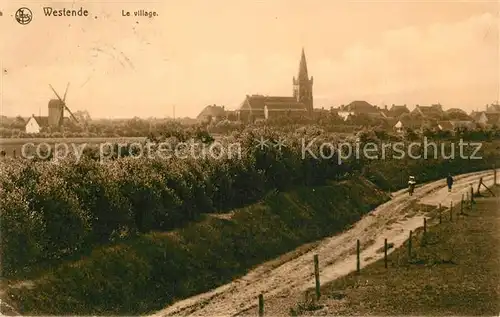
15;7;32;25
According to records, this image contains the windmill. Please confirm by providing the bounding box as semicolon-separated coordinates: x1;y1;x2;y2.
48;83;79;128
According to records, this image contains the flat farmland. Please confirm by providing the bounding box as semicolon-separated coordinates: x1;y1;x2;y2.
0;137;147;157
0;135;227;157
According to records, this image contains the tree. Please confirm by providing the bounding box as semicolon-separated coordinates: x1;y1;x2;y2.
10;116;26;130
73;110;92;124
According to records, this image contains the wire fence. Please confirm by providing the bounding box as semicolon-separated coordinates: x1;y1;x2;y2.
255;167;497;316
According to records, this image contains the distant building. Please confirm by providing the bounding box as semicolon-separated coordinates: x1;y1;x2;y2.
197;104;226;123
25;114;72;133
337;100;380;121
450;120;476;130
48;99;64;127
25;115;49;133
389;104;410;118
380;106;391;118
236;48;313;122
438;120;476;132
393;116;439;134
486;104;500;112
446;108;467;114
225;110;238;121
438;121;454;132
394;117;422;134
411;104;444;118
474;112;500;127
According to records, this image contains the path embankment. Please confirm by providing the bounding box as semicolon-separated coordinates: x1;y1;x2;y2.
287;181;500;316
152;170;497;316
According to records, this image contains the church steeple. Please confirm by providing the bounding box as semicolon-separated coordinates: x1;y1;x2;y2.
293;47;313;114
297;47;309;81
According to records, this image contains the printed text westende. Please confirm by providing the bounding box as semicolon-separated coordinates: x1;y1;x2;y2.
43;7;89;16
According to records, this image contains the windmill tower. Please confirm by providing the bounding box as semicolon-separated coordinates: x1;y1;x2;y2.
48;83;79;128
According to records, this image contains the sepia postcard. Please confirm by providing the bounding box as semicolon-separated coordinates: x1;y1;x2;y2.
1;1;499;316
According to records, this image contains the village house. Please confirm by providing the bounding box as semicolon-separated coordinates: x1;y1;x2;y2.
197;105;227;123
411;104;444;119
450;120;476;130
437;121;454;132
237;95;308;122
236;48;313;122
470;111;484;122
337;100;381;121
393;116;439;134
389;104;410;118
393;117;422;134
25;115;49;133
473;112;500;127
486;103;500;112
438;120;476;132
25;115;72;133
380;106;390;118
225;110;238;121
380;117;399;130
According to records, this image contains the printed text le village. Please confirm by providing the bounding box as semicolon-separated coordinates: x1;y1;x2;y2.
122;10;158;18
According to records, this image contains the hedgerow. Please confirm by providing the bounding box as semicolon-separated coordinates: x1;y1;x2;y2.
9;179;389;315
1;127;499;278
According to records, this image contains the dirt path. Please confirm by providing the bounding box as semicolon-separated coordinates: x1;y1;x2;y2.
151;170;495;317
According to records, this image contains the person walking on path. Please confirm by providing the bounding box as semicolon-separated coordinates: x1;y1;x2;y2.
446;173;454;192
408;176;416;196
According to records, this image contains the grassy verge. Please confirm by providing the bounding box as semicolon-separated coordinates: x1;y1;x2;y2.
292;187;500;316
5;178;388;315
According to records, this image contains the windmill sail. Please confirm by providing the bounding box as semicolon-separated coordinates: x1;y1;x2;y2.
49;84;63;102
49;83;79;124
64;105;79;123
63;82;69;102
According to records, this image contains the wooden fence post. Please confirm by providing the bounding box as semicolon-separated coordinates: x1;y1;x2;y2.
384;238;388;269
461;194;464;215
314;254;320;300
494;164;497;186
422;218;427;246
408;231;412;261
470;185;474;208
450;201;453;221
477;178;482;195
258;294;264;316
356;240;360;273
439;203;442;224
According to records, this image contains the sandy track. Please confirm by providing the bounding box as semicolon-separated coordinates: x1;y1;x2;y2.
151;170;496;317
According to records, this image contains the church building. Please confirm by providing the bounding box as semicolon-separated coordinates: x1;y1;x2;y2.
236;48;314;122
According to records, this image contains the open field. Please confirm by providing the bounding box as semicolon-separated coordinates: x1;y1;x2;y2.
0;137;147;156
0;135;230;157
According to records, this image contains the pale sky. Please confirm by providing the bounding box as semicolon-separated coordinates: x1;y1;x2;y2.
1;0;499;118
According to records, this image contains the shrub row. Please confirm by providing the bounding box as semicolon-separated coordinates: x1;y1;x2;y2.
1;127;498;279
0;129;357;277
9;179;389;315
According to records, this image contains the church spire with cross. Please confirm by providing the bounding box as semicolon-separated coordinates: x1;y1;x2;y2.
293;47;314;114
